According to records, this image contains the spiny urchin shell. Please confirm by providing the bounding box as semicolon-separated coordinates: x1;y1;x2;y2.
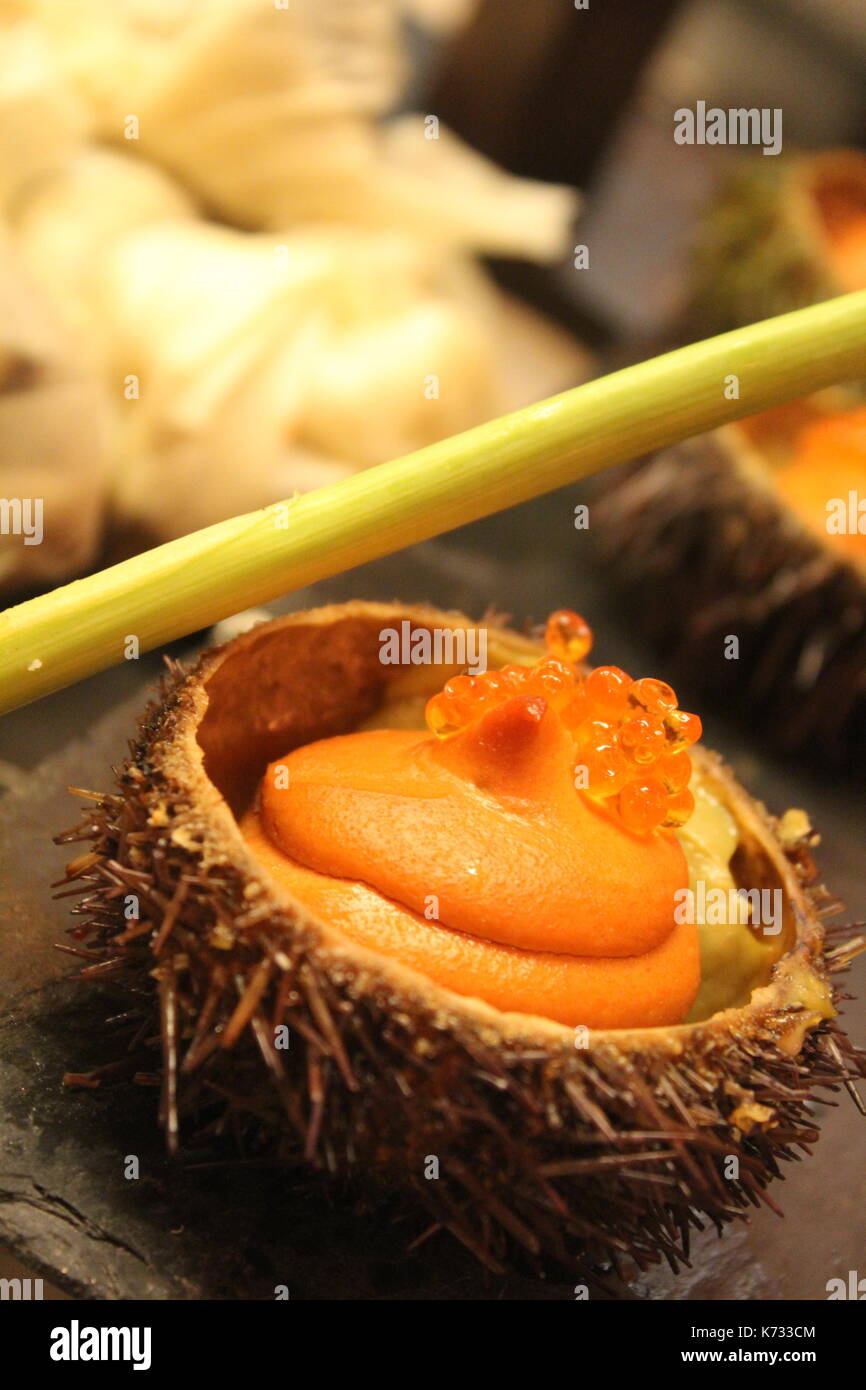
684;147;866;376
56;602;866;1281
593;427;866;771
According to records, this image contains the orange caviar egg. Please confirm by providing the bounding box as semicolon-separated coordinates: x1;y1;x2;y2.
446;673;474;701
579;745;631;794
658;752;692;792
630;676;677;714
544;609;593;663
663;709;703;751
575;717;616;750
662;788;696;828
618;778;669;835
560;684;589;729
500;663;532;689
620;714;668;764
526;658;577;702
585;665;631;717
425;694;462;738
425;673;476;737
475;667;508;700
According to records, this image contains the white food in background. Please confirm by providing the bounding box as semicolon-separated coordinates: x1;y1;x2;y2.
0;13;88;214
1;0;582;570
0;230;109;592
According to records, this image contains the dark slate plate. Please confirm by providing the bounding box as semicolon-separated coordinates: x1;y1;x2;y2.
1;488;864;1300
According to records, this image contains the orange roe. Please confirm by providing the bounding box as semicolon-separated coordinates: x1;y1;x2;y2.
544;608;593;663
425;610;702;833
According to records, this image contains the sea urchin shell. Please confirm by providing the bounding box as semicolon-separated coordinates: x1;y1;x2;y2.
57;602;866;1280
592;420;866;771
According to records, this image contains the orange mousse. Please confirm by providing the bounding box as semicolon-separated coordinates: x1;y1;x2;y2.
775;407;866;562
832;213;866;289
241;613;702;1030
828;207;866;291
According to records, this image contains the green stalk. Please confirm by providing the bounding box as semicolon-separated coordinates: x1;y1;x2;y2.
2;290;866;715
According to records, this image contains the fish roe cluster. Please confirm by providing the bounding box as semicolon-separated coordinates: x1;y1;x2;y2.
425;609;701;834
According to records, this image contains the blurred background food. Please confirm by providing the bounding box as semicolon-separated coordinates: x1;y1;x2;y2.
684;149;866;342
593;394;866;772
579;63;866;771
0;0;586;594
